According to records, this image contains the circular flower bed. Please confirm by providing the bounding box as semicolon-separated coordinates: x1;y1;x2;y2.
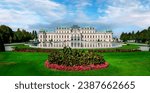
45;47;109;71
45;60;109;71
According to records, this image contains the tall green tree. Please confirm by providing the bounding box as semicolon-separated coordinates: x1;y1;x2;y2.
0;25;34;43
32;30;38;39
0;25;13;43
120;27;150;43
0;32;5;52
13;28;32;42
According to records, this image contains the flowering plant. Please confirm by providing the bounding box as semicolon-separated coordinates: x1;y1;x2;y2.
45;60;109;71
48;47;106;66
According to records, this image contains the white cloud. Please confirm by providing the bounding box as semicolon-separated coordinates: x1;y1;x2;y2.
73;0;93;23
98;0;150;28
0;0;66;30
2;0;21;3
27;0;66;21
0;8;39;24
1;0;150;34
75;0;92;8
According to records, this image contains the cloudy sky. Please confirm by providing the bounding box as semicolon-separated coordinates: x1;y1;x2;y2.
0;0;150;37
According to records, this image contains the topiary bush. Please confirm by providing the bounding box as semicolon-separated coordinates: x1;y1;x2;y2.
48;47;105;66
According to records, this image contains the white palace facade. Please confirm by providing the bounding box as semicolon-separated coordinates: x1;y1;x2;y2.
38;25;113;43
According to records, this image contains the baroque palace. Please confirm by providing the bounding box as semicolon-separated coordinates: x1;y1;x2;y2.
38;25;113;42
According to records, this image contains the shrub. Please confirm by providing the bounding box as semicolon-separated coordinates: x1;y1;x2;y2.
48;47;105;66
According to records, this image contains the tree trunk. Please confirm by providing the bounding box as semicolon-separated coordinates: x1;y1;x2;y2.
0;36;5;52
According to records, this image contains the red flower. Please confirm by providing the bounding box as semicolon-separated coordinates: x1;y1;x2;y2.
45;60;109;71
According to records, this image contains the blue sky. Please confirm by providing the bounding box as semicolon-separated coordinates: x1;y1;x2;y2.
0;0;150;37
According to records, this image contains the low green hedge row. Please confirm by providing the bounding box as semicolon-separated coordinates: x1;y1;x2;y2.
14;47;141;53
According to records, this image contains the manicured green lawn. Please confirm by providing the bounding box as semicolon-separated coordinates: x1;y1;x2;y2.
12;44;30;48
0;51;150;76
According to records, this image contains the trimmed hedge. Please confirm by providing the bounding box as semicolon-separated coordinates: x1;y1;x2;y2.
89;49;141;52
13;47;60;53
14;48;141;53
